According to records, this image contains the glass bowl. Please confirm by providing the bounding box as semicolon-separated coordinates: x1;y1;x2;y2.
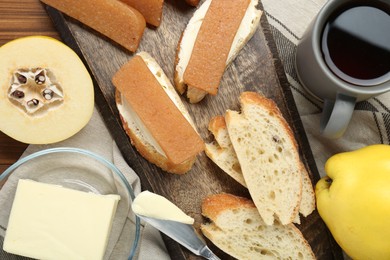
0;147;140;260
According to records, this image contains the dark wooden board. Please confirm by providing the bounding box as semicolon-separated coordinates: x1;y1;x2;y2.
43;1;343;259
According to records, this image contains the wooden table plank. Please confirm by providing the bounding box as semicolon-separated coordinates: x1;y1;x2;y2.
0;132;28;165
0;0;59;45
0;0;59;183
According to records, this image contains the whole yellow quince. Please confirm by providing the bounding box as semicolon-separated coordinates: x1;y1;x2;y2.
316;144;390;260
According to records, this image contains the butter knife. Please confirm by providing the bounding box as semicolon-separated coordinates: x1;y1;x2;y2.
136;214;221;260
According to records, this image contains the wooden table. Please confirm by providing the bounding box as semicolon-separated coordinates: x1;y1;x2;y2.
0;0;59;185
0;1;344;259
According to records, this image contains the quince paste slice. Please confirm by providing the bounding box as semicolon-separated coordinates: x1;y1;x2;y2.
0;36;94;144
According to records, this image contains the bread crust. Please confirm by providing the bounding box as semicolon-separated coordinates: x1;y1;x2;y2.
202;193;254;221
240;91;298;149
208;115;226;134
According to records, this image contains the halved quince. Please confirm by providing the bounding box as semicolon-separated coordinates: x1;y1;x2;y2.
0;36;94;144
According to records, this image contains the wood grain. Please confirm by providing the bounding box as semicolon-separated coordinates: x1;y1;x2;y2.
0;0;58;45
43;0;342;259
0;0;59;184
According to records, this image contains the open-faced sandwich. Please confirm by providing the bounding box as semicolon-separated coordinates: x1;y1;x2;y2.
112;52;205;174
174;0;262;103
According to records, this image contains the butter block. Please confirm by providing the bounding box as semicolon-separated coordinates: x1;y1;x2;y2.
3;179;120;260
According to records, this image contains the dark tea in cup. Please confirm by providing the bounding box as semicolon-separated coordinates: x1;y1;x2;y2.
321;2;390;86
296;0;390;138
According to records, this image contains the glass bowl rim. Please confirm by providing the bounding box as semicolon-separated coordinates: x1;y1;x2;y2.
0;146;141;260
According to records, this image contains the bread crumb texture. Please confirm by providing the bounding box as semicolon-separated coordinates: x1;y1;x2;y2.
201;193;315;259
205;116;246;187
225;92;303;225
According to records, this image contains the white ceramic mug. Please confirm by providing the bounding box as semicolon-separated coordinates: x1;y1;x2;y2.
295;0;390;138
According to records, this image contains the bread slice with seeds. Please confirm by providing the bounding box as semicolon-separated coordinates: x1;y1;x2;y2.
201;193;316;259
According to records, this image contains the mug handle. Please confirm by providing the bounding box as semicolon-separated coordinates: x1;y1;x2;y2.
320;93;356;139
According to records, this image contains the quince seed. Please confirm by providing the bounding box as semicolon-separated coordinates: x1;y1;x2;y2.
16;73;27;84
27;99;39;106
43;89;53;100
8;68;64;116
12;90;25;99
35;72;46;84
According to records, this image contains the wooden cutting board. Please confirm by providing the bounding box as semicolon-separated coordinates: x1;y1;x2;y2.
43;1;343;259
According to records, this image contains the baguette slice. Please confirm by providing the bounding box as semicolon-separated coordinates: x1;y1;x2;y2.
174;0;261;103
205;116;246;187
201;193;316;260
41;0;145;52
205;115;315;222
225;92;303;225
113;52;204;174
120;0;163;27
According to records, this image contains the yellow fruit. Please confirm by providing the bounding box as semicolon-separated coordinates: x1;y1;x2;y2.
0;36;94;144
316;144;390;260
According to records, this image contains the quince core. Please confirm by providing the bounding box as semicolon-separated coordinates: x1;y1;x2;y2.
0;36;94;144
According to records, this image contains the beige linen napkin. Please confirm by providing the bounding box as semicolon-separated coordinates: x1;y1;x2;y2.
0;107;170;260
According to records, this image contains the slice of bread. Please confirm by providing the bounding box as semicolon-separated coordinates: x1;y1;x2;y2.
205;113;315;223
205;116;246;187
201;193;316;260
174;0;262;103
225;92;303;225
113;52;204;174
